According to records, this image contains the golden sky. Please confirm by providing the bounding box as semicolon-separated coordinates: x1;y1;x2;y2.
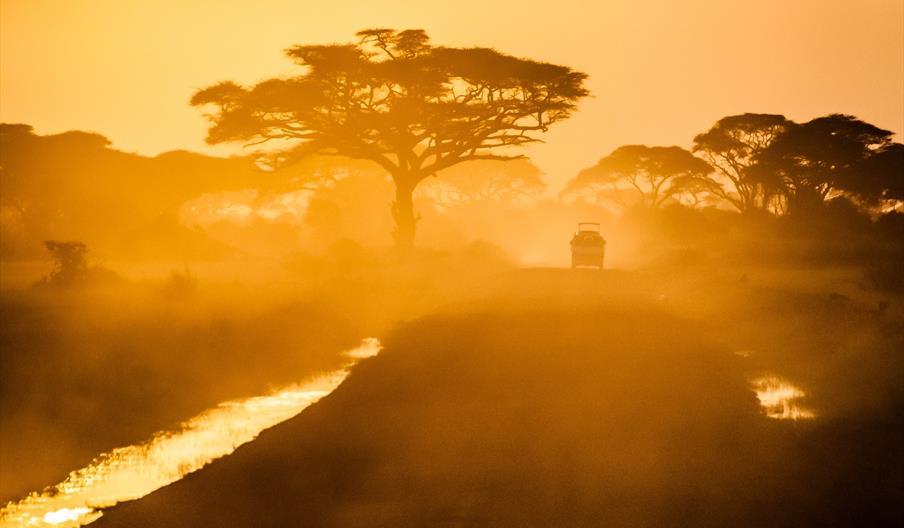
1;0;902;187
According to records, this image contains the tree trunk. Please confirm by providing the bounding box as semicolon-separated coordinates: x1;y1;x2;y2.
391;179;417;251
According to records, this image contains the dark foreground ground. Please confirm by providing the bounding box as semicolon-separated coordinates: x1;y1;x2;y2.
96;281;904;527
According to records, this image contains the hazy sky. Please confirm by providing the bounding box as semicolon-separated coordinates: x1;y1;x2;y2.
2;0;902;188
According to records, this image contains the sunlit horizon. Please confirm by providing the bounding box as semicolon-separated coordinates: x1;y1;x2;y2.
2;0;901;188
1;2;902;526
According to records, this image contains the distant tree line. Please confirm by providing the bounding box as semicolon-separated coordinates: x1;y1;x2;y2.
12;28;899;259
0;123;546;259
565;113;903;216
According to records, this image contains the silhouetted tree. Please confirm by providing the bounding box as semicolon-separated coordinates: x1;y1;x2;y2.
0;124;288;258
846;142;904;210
752;114;900;214
564;145;714;209
418;159;545;208
303;172;396;248
0;125;114;246
672;173;725;208
692;113;791;212
43;240;87;286
189;28;589;249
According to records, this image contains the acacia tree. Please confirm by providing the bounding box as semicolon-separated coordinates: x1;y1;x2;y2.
564;145;714;209
43;240;87;286
190;29;588;249
692;113;791;213
418;159;545;208
857;143;904;210
752;114;900;213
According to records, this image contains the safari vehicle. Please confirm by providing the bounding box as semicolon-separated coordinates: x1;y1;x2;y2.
570;222;606;269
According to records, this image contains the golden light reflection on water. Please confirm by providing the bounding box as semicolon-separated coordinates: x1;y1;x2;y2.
0;338;381;528
752;376;816;420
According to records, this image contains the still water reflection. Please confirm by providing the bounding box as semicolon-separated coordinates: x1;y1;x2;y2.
752;375;816;420
0;338;381;528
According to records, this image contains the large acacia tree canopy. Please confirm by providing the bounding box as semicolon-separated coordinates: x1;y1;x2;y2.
190;29;589;181
751;114;900;205
692;113;789;155
575;145;712;181
565;145;714;207
690;113;791;212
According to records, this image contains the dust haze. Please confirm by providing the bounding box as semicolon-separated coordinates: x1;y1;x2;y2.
1;18;903;528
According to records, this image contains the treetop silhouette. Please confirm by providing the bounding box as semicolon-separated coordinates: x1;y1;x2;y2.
752;114;899;213
190;28;589;248
419;158;545;207
565;145;714;208
692;113;791;212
